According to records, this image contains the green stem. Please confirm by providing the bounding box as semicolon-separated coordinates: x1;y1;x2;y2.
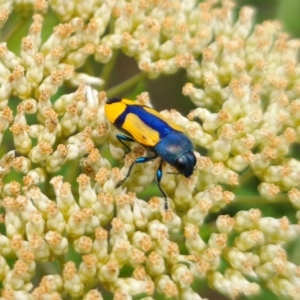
83;59;94;78
238;167;255;186
64;160;78;181
106;72;147;98
101;50;119;85
234;194;289;203
57;255;66;273
36;261;59;276
1;18;28;42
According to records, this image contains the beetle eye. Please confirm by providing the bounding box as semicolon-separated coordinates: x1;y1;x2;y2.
174;156;187;173
174;152;196;178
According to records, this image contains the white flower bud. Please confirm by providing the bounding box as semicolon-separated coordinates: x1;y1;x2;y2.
26;211;45;239
73;236;93;254
46;201;66;233
83;289;103;300
155;274;178;298
79;254;97;284
234;209;261;231
63;262;84;298
145;251;165;277
66;211;87;238
224;247;260;275
234;229;264;251
98;260;119;282
29;235;51;262
10;122;32;154
0;234;13;257
45;231;69;256
93;192;114;225
113;277;154;296
171;264;194;288
3;197;24;238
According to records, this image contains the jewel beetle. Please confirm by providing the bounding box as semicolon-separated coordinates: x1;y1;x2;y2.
105;97;196;209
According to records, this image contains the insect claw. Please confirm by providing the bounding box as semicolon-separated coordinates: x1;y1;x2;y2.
164;198;169;210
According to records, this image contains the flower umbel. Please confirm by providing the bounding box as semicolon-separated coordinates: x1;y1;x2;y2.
1;0;300;299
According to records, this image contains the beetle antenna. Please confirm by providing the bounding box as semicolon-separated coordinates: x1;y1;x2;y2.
166;171;179;175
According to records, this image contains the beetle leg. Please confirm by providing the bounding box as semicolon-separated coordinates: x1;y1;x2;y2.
156;160;169;210
115;155;157;188
116;134;135;153
115;161;135;188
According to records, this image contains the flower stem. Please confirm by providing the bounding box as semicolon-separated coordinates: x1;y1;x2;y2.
238;168;255;186
101;50;119;84
1;18;28;42
106;72;147;98
235;194;288;203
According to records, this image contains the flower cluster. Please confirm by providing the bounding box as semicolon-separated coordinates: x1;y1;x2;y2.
0;0;300;299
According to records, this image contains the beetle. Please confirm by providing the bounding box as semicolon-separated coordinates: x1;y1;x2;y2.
105;97;196;209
